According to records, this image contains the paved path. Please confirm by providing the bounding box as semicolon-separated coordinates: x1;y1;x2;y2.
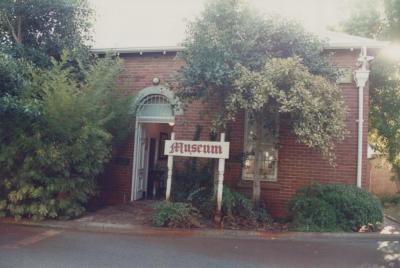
1;224;399;268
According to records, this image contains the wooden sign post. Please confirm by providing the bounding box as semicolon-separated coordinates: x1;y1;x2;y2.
164;132;229;224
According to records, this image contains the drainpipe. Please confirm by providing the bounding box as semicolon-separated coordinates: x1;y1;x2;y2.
354;46;373;188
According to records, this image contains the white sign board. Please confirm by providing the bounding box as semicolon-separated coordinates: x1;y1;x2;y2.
164;140;230;159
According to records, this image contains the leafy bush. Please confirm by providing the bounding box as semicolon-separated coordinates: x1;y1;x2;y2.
288;183;383;232
152;201;201;228
381;194;400;205
187;187;214;219
288;197;338;232
171;125;215;202
0;55;131;220
222;187;272;228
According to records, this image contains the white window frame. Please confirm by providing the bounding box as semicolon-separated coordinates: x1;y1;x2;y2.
241;111;278;182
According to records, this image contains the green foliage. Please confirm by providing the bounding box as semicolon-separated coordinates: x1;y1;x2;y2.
172;159;214;202
381;194;400;205
368;54;400;179
0;0;129;220
288;183;384;232
0;56;131;220
339;0;400;182
182;185;274;228
186;187;214;219
152;201;201;228
338;0;400;41
384;0;400;41
0;0;92;67
222;187;272;228
288;196;338;232
0;53;40;117
171;125;215;201
178;0;345;163
229;57;346;162
338;0;385;39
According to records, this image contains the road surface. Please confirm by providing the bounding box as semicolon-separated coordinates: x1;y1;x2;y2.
0;224;399;268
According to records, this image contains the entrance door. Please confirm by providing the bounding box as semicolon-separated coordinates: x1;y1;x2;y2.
131;91;178;202
133;123;149;200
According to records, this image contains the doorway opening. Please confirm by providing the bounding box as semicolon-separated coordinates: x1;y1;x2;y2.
135;123;173;200
131;86;182;201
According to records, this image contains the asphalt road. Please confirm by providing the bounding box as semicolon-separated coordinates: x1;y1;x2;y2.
0;224;399;268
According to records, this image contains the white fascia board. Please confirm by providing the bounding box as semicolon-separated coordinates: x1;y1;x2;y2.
91;46;185;54
91;32;388;54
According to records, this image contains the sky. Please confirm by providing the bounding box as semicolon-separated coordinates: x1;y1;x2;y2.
89;0;352;49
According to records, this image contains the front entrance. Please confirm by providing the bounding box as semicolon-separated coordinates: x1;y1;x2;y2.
132;122;173;200
131;85;181;201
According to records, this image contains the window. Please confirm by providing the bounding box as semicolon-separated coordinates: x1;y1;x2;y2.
242;112;278;182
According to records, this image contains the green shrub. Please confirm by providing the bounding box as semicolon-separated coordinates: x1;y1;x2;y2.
381;194;400;205
187;187;214;219
171;125;215;202
152;201;201;228
289;196;338;232
0;56;131;220
222;187;272;228
288;183;383;232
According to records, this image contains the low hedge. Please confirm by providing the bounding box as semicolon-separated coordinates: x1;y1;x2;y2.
288;183;383;232
381;194;400;205
221;187;272;228
152;201;201;228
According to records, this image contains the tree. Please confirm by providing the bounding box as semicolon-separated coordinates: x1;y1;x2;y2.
339;0;400;185
339;0;385;39
0;55;131;220
0;0;131;219
178;0;347;206
0;0;92;67
338;0;400;42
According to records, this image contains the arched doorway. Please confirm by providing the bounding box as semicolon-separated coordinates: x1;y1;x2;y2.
131;85;182;201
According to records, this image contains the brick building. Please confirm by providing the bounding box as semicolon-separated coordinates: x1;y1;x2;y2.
94;32;386;218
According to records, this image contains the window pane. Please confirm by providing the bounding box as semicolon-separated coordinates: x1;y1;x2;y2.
243;112;278;181
244;155;255;178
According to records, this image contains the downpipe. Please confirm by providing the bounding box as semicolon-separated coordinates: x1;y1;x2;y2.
354;46;373;188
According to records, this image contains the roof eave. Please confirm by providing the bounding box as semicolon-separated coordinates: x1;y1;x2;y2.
91;42;389;54
91;46;185;54
324;43;389;50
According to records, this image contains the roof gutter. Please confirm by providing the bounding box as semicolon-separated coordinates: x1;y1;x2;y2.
91;46;185;55
92;43;387;55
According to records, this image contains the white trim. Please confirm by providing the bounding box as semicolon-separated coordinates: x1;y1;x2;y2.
131;121;140;201
91;32;387;54
354;47;372;188
131;85;183;117
91;46;184;54
137;116;175;124
144;137;151;198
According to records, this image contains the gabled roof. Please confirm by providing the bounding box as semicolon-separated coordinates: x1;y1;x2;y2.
92;31;388;54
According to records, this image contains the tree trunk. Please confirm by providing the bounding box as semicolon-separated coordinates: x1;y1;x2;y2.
252;114;262;209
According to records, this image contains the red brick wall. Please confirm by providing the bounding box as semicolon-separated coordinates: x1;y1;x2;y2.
102;49;369;218
101;52;184;204
230;49;369;218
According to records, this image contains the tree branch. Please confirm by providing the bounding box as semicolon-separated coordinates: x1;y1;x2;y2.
3;14;20;43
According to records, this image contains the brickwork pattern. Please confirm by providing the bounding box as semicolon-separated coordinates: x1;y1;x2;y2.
102;50;369;218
